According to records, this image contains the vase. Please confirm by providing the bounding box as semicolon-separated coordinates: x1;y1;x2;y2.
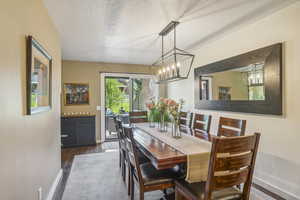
159;112;167;132
149;111;155;128
172;120;181;139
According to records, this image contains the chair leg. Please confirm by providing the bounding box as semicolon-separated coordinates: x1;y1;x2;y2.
119;151;121;168
175;188;184;200
127;163;131;196
130;168;135;200
139;192;144;200
123;159;126;182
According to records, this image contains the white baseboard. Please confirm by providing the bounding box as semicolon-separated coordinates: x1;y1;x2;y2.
46;169;63;200
253;176;300;200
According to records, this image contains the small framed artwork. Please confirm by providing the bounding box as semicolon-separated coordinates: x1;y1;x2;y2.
26;36;52;115
64;83;90;106
219;87;231;100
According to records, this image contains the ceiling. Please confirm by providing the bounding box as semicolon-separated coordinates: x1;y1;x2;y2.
43;0;295;65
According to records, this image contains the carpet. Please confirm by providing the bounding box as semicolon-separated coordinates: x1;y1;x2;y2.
62;151;166;200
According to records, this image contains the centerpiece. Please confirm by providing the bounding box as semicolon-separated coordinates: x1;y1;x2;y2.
168;99;184;138
157;98;169;132
146;98;157;128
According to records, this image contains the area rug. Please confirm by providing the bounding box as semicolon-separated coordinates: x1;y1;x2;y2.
62;151;166;200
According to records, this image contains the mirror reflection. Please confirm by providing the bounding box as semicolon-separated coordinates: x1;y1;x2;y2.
200;62;265;101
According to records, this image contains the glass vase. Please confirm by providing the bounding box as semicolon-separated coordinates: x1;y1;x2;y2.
149;111;155;128
172;120;181;139
159;112;167;132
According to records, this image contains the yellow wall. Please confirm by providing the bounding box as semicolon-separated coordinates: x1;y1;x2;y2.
61;60;153;141
211;71;248;100
168;2;300;198
0;0;61;199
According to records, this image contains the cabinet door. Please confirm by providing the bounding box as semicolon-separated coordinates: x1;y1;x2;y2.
61;117;77;147
76;117;95;145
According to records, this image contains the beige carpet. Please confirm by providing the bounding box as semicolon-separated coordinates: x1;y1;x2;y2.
62;151;166;200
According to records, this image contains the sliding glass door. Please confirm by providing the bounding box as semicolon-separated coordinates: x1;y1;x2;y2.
101;74;157;141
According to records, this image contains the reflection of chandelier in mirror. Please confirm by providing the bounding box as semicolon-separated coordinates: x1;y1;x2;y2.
153;21;195;84
248;63;264;86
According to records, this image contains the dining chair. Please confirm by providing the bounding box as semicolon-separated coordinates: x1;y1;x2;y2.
192;113;212;141
179;112;194;134
129;111;148;123
175;133;260;200
123;126;179;200
115;119;129;185
217;117;246;137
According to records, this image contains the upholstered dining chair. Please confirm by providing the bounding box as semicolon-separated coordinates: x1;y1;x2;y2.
179;112;194;134
192;113;212;141
123;126;179;200
129;111;148;124
175;133;260;200
217;117;246;137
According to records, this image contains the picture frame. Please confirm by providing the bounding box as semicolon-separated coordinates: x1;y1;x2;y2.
64;83;90;106
26;36;52;115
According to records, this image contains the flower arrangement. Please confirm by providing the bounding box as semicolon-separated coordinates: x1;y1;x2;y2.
145;98;184;134
146;98;157;127
168;99;184;124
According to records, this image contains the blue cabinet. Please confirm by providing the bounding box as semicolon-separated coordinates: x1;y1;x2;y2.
61;116;96;148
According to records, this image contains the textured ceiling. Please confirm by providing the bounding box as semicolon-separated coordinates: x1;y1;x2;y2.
43;0;295;65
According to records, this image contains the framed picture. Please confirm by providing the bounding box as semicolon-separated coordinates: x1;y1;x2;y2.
64;83;90;105
26;36;52;115
219;87;231;100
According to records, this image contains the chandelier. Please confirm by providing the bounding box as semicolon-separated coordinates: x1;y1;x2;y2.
152;21;195;84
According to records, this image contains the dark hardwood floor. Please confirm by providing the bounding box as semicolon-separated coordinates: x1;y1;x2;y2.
53;142;119;200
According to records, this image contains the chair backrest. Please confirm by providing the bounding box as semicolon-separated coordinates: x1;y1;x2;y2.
115;119;125;140
122;126;144;186
217;117;246;137
205;133;260;200
179;112;194;129
192;113;212;141
129;111;148;123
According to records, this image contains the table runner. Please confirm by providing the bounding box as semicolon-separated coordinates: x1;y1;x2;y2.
134;123;211;183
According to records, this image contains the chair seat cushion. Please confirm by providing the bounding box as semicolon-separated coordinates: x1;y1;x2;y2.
140;163;178;186
175;179;242;200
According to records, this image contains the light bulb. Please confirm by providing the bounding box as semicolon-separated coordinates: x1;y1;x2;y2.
171;64;175;69
166;67;170;71
177;62;181;67
158;70;162;74
162;68;166;73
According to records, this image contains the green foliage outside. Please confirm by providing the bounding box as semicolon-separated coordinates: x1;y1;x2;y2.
105;78;129;114
132;79;142;110
31;94;38;108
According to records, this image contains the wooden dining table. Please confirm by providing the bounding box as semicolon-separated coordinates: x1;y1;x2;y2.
132;123;210;172
133;126;187;170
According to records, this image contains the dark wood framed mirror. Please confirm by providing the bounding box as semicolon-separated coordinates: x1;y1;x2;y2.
194;43;282;115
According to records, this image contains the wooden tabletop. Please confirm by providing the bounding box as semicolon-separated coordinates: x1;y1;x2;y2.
133;127;187;170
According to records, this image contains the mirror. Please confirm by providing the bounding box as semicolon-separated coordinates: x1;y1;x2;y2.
200;62;265;101
194;43;282;115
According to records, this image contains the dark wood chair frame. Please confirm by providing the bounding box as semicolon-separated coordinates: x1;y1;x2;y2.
192;113;212;141
129;111;148;124
217;117;246;137
123;126;175;200
175;133;261;200
115;119;131;195
179;112;194;134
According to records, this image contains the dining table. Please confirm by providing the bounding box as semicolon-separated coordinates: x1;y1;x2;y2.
132;122;212;183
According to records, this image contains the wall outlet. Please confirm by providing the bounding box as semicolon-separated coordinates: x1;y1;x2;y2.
96;106;101;111
38;187;42;200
